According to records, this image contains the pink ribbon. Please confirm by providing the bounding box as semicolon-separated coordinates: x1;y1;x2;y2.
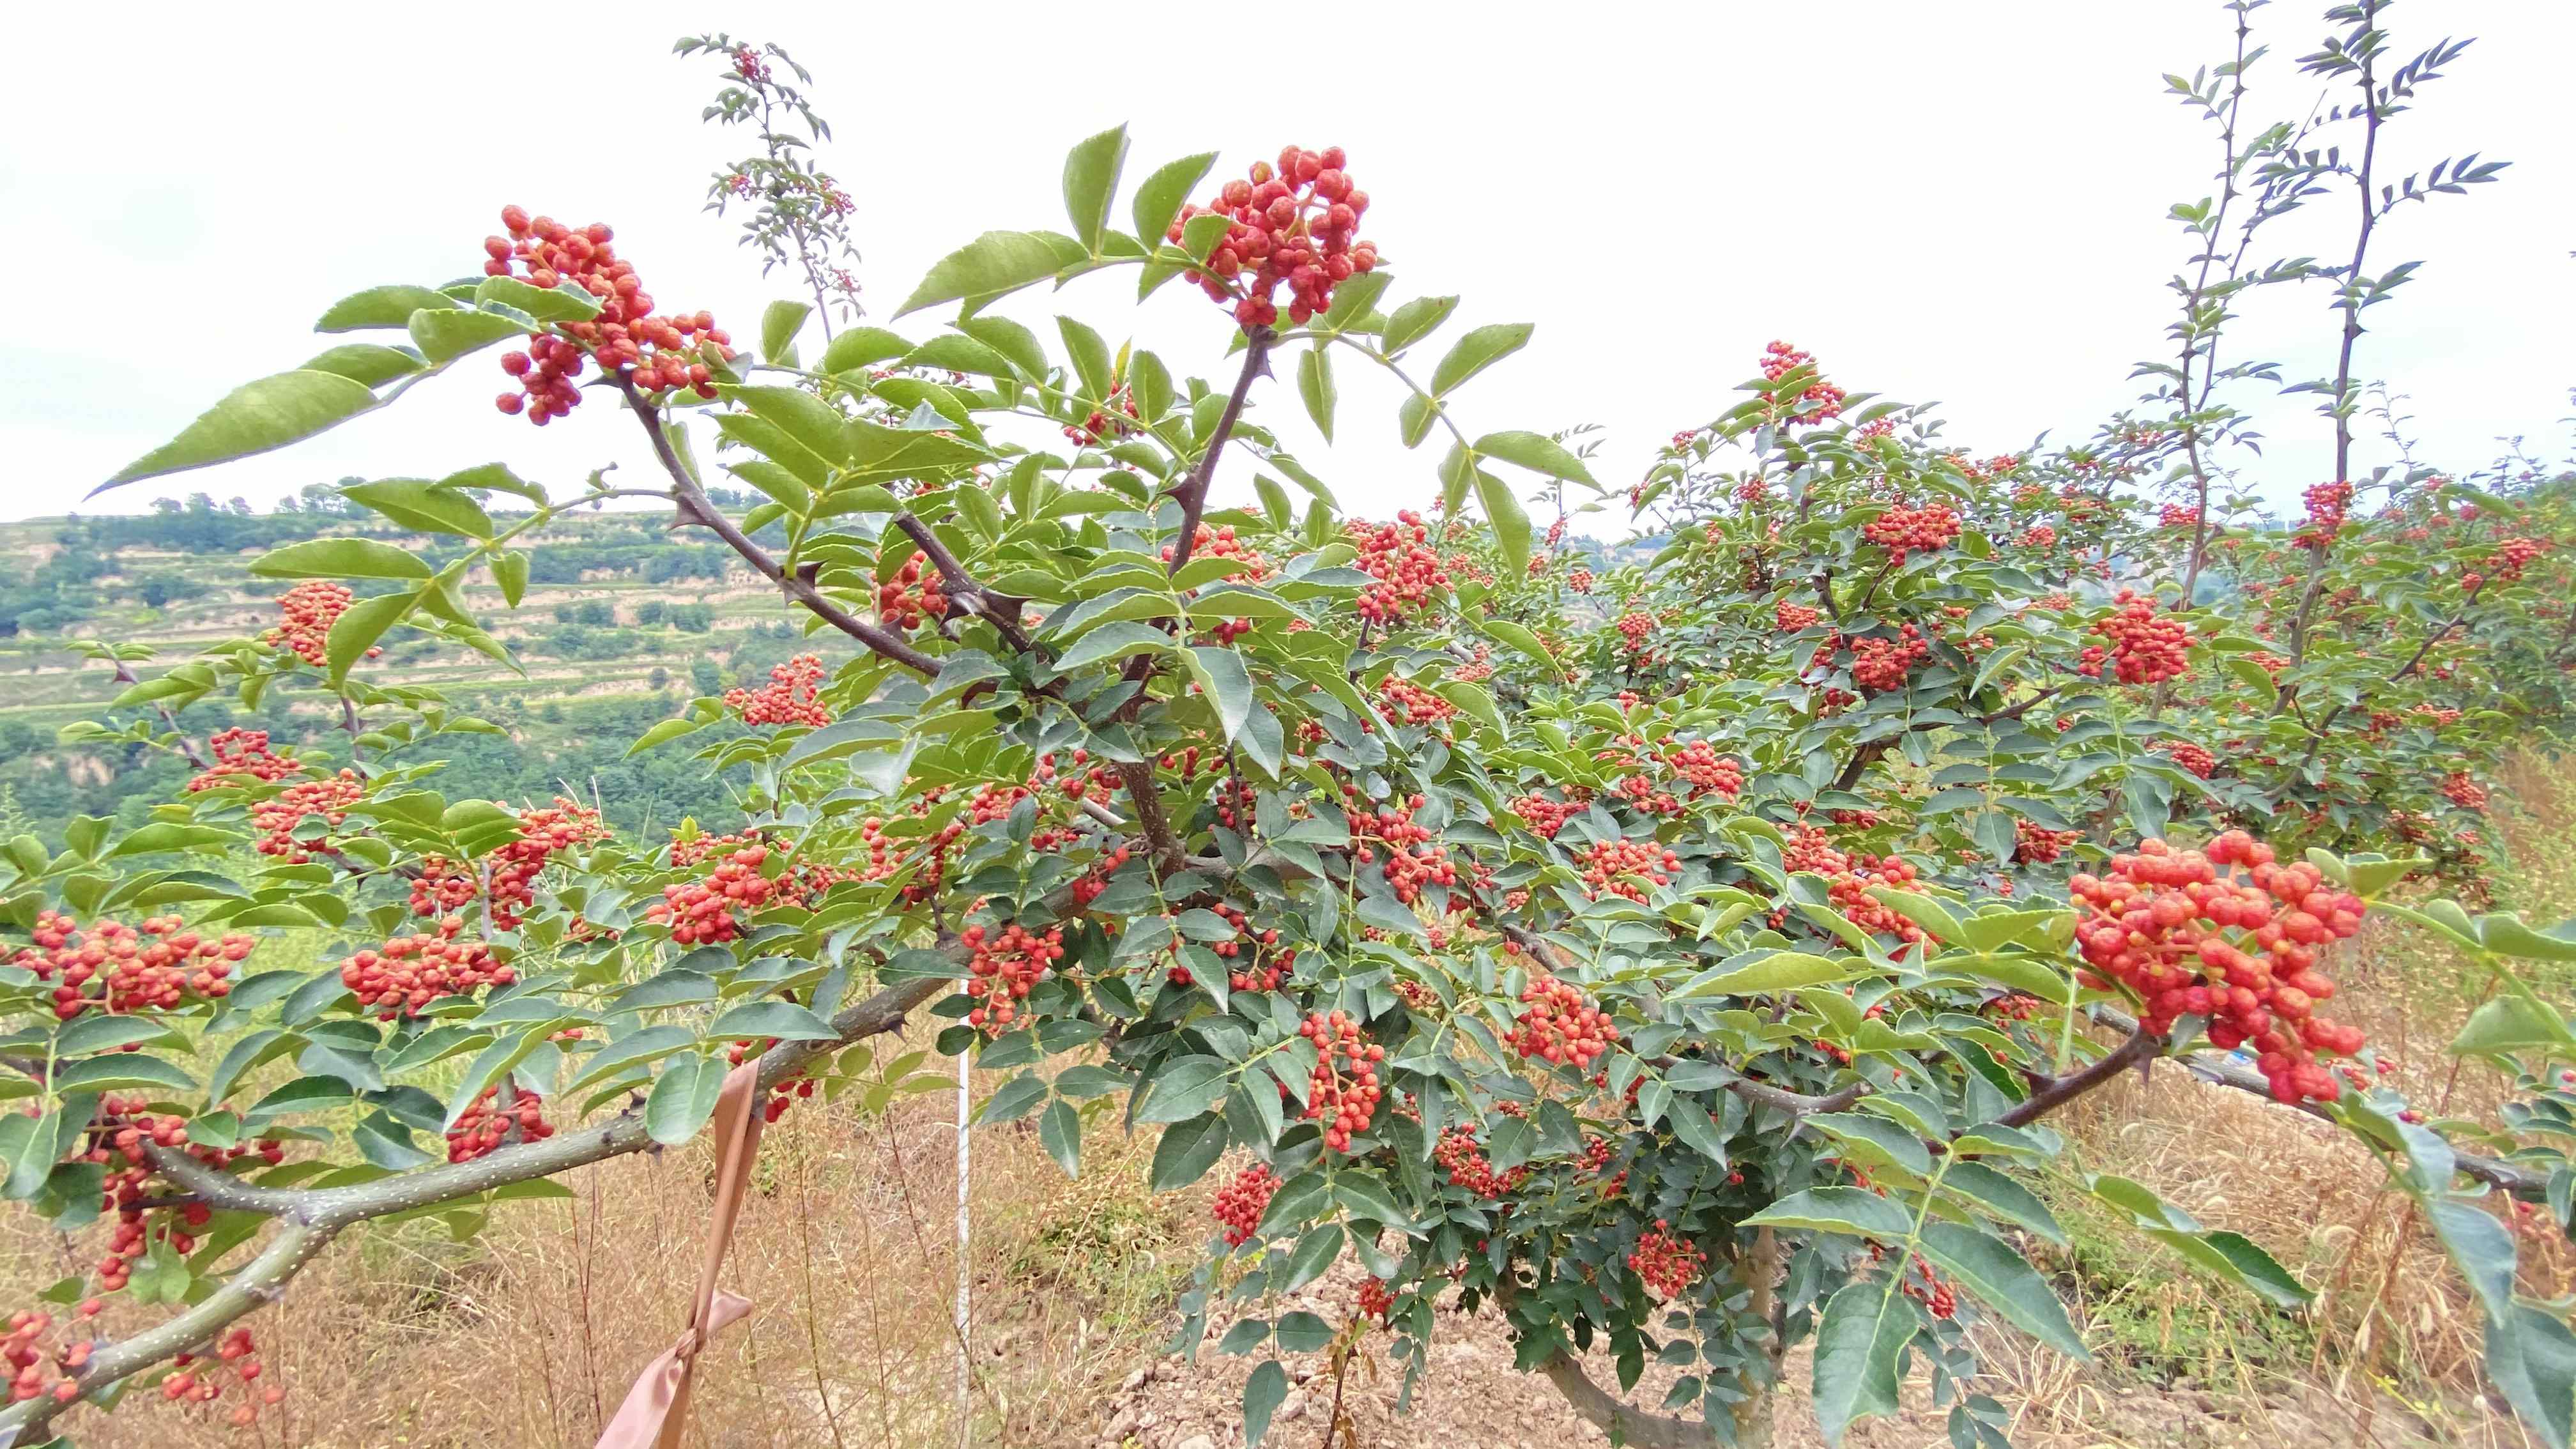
597;1062;767;1449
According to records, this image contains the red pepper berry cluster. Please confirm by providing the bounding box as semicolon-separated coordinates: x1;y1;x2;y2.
1614;611;1657;661
3;1308;95;1406
962;923;1066;1034
445;1086;555;1163
1850;624;1929;693
2293;480;2353;549
1174;146;1377;330
1664;741;1745;801
1202;903;1294;992
1568;568;1595;594
484;206;730;422
1349;513;1452;626
1861;504;1963;567
2160;503;2203;528
2443;772;2490;810
1377;674;1459;726
1759;342;1846;425
1512;975;1619;1067
2079;591;2193;684
1984;992;2047;1021
646;842;785;945
340;916;512;1018
2155;740;2216;779
1629;1220;1708;1300
2018;523;2059;549
725;652;832;727
1433;1125;1528;1199
410;797;607;930
248;770;364;862
1899;1257;1957;1319
188;728;298;788
877;553;950;631
1211;1163;1279;1247
1346;791;1456;904
1510;791;1586;841
1576;839;1680;903
1781;829;1934;954
1064;385;1139;447
83;1096;282;1292
1298;1011;1385;1151
12;911;252;1020
2013;819;2079;865
1775;598;1820;632
2071;832;2366;1103
2485;536;2547;585
1358;1277;1395;1322
263;580;376;667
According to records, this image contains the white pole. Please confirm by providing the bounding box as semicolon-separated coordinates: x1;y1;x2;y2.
954;1048;972;1449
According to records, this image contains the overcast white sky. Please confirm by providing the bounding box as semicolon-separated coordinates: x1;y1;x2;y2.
4;1;2567;526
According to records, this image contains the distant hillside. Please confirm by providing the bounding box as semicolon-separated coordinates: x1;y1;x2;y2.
0;494;809;843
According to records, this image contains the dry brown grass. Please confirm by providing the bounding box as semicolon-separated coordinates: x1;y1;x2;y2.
4;1041;1197;1449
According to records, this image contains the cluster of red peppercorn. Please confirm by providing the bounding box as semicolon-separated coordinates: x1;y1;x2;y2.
877;553;950;631
339;916;512;1019
1346;790;1457;905
1376;674;1459;727
188;728;299;789
263;580;378;668
1775;598;1820;632
2;1307;97;1406
2154;739;2217;779
1629;1220;1708;1299
1349;513;1451;627
2480;535;2547;588
1614;610;1658;664
1850;624;1930;693
1174;146;1377;330
484;206;731;422
1358;1276;1395;1322
647;841;787;945
12;911;253;1020
1759;342;1846;425
80;1096;284;1293
2293;480;2354;550
1664;740;1744;801
247;770;364;862
1065;385;1140;447
1433;1125;1529;1199
1568;567;1595;595
1298;1012;1385;1151
2013;819;2080;865
1861;503;1963;567
1509;790;1587;841
725;653;832;727
2079;591;2193;685
161;1324;284;1427
1212;1163;1279;1246
2071;832;2366;1103
1983;992;2048;1022
1781;827;1935;956
445;1086;555;1162
1898;1255;1957;1319
1576;838;1680;903
961;922;1066;1034
2443;772;2490;811
409;797;608;930
2159;503;2204;529
2018;523;2060;549
1510;975;1619;1068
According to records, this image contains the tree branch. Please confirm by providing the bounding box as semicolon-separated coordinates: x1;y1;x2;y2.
889;514;1036;656
618;379;942;678
1162;328;1273;576
1498;1280;1721;1448
1994;1027;2163;1128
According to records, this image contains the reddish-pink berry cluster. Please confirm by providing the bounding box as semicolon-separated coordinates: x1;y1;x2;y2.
1850;624;1929;693
410;797;608;930
11;911;252;1020
1576;838;1680;903
2071;832;2366;1103
1298;1012;1385;1151
2013;819;2078;864
188;728;298;788
1629;1220;1707;1299
1759;342;1846;425
1346;790;1456;904
445;1086;555;1162
1511;975;1619;1067
877;553;951;631
962;922;1066;1034
1664;740;1744;800
1349;513;1451;626
1775;598;1820;632
2155;739;2216;779
263;581;377;667
249;770;365;862
646;841;785;945
484;206;731;422
339;916;512;1018
1862;504;1963;567
2485;536;2547;585
726;653;832;727
2294;480;2353;550
1377;674;1460;726
1175;146;1377;330
2160;503;2204;529
2078;591;2193;684
1211;1164;1279;1246
2443;772;2490;810
1434;1125;1528;1199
